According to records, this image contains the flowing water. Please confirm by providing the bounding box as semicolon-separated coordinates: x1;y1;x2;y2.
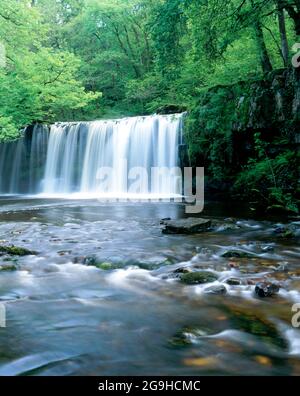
0;114;183;196
0;197;299;376
0;114;299;376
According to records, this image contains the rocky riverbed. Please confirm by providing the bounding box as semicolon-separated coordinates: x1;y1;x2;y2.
0;197;300;375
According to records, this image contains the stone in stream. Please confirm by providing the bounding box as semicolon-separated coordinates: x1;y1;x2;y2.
221;250;257;259
173;265;193;274
203;284;227;295
0;245;37;256
0;263;18;271
180;271;218;285
226;278;243;286
255;282;280;298
223;305;288;350
162;218;211;234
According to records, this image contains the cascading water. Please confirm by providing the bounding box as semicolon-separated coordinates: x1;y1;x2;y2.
0;114;184;197
0;124;49;194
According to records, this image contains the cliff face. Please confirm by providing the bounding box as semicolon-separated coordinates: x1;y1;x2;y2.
186;67;299;169
234;68;299;139
185;67;299;207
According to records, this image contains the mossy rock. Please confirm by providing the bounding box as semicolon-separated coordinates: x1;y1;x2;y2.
96;262;115;270
85;258;123;270
180;271;218;285
225;306;288;350
0;264;18;272
222;250;256;259
0;245;37;256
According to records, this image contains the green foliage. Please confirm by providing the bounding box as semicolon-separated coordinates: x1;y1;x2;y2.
0;0;100;141
234;150;299;213
0;0;298;214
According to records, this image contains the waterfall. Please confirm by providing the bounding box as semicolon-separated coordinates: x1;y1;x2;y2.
0;114;183;197
0;125;49;194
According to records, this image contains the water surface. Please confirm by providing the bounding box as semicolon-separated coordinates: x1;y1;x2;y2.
0;197;299;376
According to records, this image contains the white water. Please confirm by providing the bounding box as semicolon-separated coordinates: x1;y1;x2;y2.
0;114;183;197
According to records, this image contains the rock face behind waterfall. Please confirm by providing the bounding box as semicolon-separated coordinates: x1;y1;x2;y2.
186;67;300;202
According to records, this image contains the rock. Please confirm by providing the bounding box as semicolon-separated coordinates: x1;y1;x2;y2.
203;284;227;295
180;271;218;285
162;218;211;234
173;267;191;274
274;224;298;238
97;262;114;270
83;256;98;266
222;250;256;259
0;263;18;271
0;245;37;256
226;278;242;286
255;282;280;298
261;245;275;253
160;218;171;225
215;223;240;232
224;305;288;350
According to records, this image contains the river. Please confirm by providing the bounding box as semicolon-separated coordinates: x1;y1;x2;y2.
0;197;299;375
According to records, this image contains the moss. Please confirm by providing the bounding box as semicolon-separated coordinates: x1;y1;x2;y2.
0;245;37;256
180;271;218;285
0;264;18;271
222;250;256;259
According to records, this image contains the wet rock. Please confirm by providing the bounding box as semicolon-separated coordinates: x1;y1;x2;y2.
222;250;256;259
226;278;242;286
97;262;115;270
162;218;211;234
224;305;288;350
214;220;241;232
180;271;218;285
255;282;280;298
173;267;191;274
273;224;298;238
203;284;227;295
160;218;171;225
0;245;37;256
169;326;211;347
83;256;98;266
0;263;18;271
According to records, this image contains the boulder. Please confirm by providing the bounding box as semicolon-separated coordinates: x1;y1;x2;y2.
162;218;211;234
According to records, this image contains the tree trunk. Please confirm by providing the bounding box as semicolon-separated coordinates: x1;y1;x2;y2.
254;21;273;73
277;0;289;66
